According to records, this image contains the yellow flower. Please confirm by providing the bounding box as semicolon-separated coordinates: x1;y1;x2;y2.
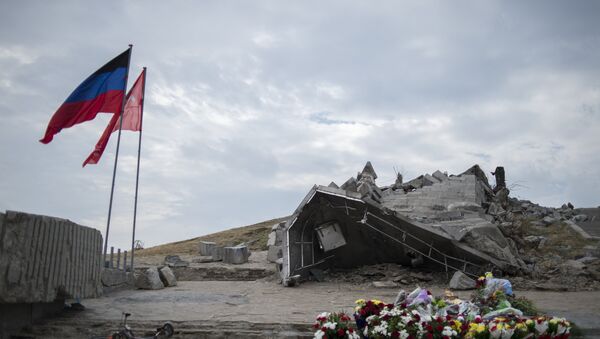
515;323;526;330
452;320;462;330
477;324;486;333
371;299;383;305
549;318;558;324
485;272;493;279
355;299;365;305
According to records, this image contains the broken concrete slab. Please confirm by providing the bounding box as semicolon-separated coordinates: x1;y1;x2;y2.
448;270;476;290
223;246;251;264
432;170;448;182
135;267;164;290
199;241;216;256
159;266;177;287
164;255;190;267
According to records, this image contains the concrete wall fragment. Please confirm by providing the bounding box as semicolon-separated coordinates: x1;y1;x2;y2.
0;210;103;303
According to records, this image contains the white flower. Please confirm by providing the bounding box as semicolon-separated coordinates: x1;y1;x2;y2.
398;329;410;339
442;326;457;337
313;329;325;339
347;330;360;339
323;321;337;330
373;321;389;336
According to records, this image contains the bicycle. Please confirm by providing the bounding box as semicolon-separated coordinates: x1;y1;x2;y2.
100;312;174;339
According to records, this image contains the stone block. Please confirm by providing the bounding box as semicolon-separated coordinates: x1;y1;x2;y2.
212;246;224;261
135;267;164;290
449;270;476;290
223;245;251;264
101;268;134;287
198;241;216;256
159;266;177;287
0;210;103;303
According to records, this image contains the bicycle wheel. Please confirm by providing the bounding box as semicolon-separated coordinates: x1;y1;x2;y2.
161;322;174;337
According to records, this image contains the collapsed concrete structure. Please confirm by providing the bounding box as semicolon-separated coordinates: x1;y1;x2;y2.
276;162;526;286
0;211;103;334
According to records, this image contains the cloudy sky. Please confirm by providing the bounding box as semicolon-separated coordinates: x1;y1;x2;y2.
1;1;599;250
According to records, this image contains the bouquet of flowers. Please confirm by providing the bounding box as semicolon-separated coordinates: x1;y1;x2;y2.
313;311;361;339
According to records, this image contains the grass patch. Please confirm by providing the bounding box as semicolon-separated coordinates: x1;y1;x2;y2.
135;216;289;257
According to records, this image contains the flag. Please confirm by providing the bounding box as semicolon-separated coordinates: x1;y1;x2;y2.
39;48;131;144
82;68;146;167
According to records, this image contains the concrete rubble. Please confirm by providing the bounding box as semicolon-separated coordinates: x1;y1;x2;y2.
135;267;165;290
159;266;177;287
164;254;190;267
448;270;477;290
271;162;600;289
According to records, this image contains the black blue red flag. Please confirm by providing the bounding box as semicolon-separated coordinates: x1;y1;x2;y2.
40;48;131;144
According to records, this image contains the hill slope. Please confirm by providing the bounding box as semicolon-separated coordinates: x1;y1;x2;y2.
135;216;289;257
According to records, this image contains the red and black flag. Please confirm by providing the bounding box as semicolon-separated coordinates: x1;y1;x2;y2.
40;48;131;144
82;68;146;167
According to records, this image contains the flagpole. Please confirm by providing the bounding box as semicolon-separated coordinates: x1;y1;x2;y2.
131;67;146;271
103;44;133;265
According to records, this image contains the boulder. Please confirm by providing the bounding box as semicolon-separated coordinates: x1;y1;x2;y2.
449;270;476;290
573;214;588;222
223;245;251;264
158;266;177;287
135;267;164;290
198;241;216;256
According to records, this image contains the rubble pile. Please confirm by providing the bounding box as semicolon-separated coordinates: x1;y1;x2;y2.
272;162;600;291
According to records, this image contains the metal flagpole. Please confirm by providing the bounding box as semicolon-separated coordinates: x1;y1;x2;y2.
103;44;133;265
131;67;146;271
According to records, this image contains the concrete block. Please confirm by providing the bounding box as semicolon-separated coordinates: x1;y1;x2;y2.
223;246;251;264
159;266;177;287
135;267;164;290
101;268;134;287
199;241;216;256
0;210;103;303
212;246;224;261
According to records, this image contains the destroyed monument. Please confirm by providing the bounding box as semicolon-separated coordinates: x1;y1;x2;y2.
276;162;527;286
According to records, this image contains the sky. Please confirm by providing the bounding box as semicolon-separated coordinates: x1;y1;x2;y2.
1;1;599;250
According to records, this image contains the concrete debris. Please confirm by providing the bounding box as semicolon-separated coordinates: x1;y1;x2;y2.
0;211;103;303
328;181;339;189
158;266;177;287
223;245;251;264
278;161;600;290
135;267;164;290
212;246;225;261
448;270;477;290
372;281;399;288
164;255;189;267
199;241;216;256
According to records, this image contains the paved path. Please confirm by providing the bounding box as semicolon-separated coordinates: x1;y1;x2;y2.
19;281;600;338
